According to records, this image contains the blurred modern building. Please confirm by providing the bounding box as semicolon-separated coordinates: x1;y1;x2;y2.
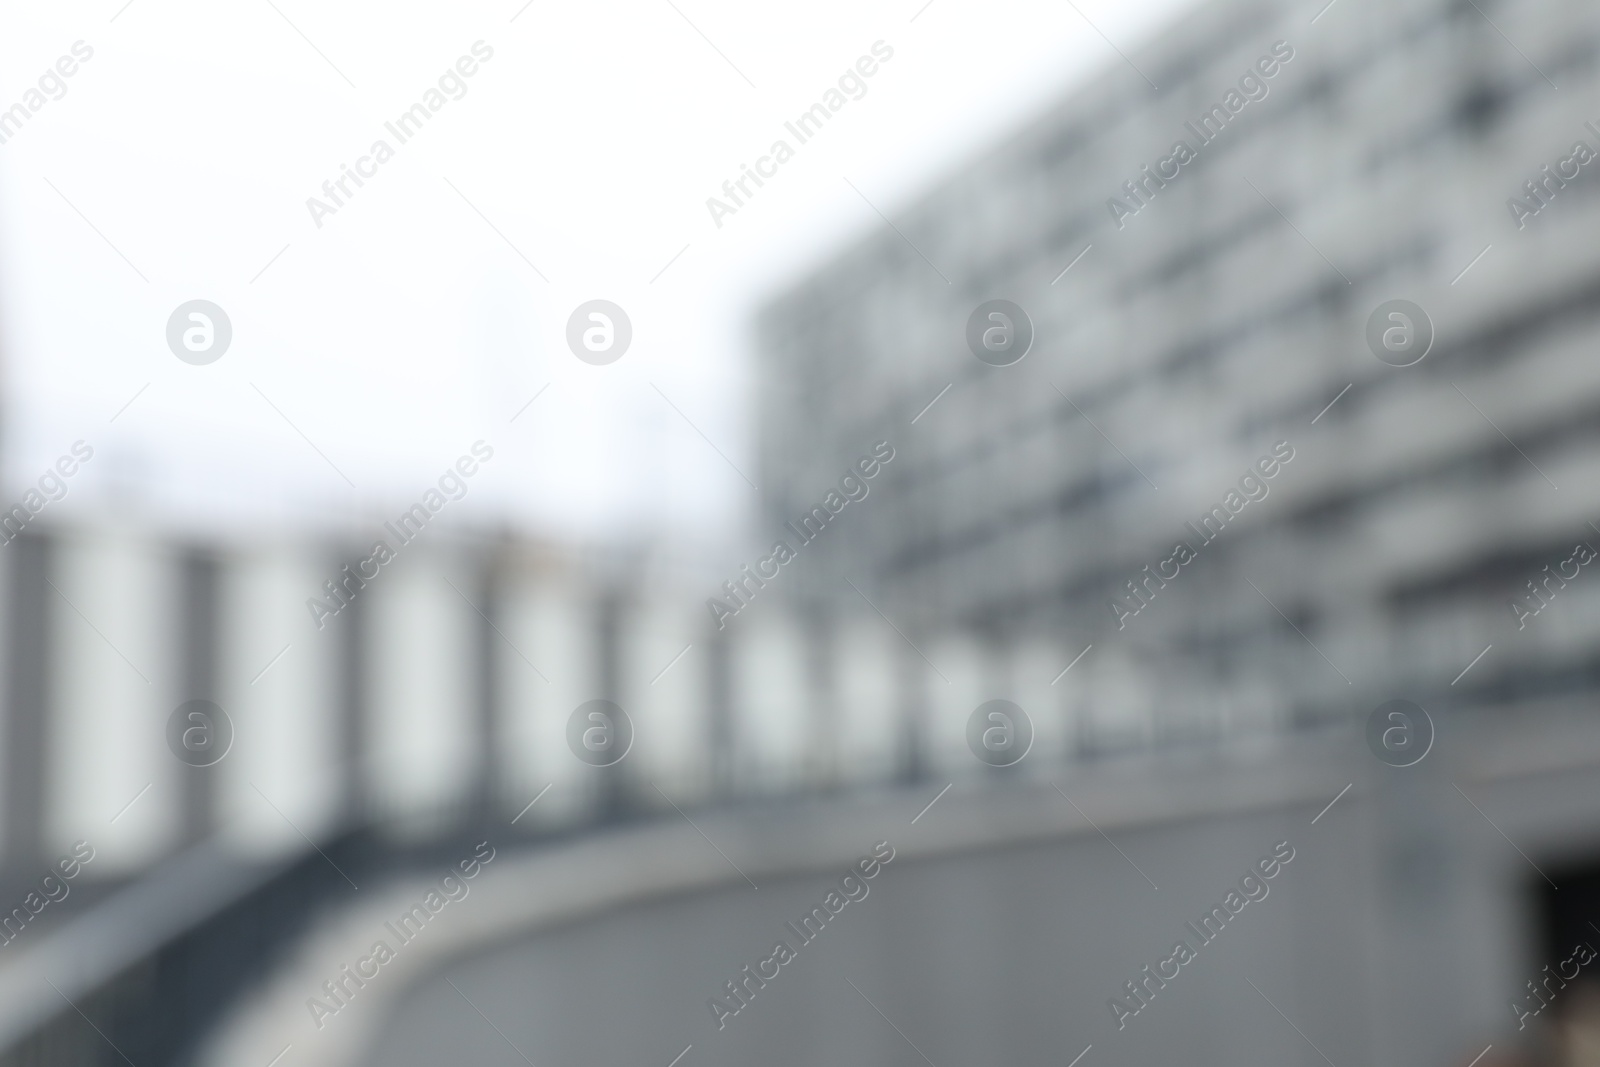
6;0;1600;1065
759;0;1600;745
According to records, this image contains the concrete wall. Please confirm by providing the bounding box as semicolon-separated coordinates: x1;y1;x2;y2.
201;710;1600;1067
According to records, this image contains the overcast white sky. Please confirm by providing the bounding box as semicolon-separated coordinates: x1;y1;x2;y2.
0;0;1198;555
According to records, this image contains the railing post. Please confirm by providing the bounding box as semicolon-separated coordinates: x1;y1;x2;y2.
707;625;734;800
3;531;51;875
333;551;370;829
470;549;503;822
177;547;221;844
896;629;929;784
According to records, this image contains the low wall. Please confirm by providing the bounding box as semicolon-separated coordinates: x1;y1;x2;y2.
198;708;1600;1067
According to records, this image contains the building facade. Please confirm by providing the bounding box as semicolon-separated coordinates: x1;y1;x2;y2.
758;0;1600;740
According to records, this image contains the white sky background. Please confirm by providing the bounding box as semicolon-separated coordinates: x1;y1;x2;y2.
0;0;1199;557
